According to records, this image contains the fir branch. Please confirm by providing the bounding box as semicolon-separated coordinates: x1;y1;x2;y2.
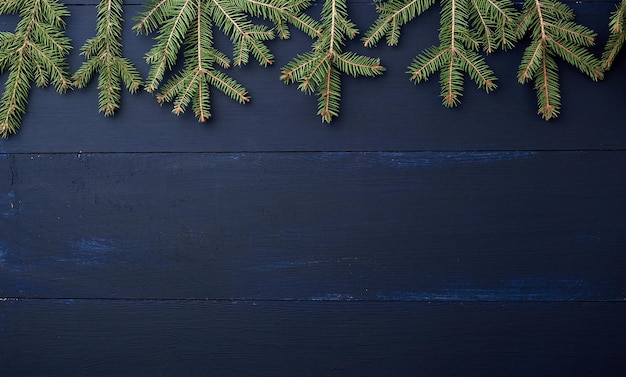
134;0;317;121
516;0;604;120
408;0;517;106
133;0;174;35
363;0;436;47
366;0;518;107
140;0;197;93
73;0;142;116
0;0;72;137
209;0;275;67
138;0;304;121
469;0;518;52
602;0;626;70
234;0;322;39
281;0;385;122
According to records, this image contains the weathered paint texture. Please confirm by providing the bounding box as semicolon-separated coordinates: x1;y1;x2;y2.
1;1;626;376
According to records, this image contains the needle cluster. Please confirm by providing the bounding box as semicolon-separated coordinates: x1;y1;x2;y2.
0;0;624;136
365;0;518;107
516;0;604;120
0;0;72;137
603;0;626;70
73;0;143;116
134;0;318;121
280;0;386;122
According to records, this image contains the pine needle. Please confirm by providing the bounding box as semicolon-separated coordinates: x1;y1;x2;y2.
281;0;385;123
135;0;317;122
602;0;626;70
365;0;519;108
517;0;604;120
73;0;143;116
0;0;72;137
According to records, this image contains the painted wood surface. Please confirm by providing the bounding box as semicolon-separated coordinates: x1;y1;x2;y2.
2;300;625;377
1;1;626;376
1;151;625;301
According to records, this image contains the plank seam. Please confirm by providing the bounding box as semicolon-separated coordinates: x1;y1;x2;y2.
2;297;625;303
3;149;626;155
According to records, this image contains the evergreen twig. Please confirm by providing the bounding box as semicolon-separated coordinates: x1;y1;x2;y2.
73;0;143;116
602;0;626;70
134;0;318;121
234;0;322;39
516;0;604;120
281;0;386;122
0;0;72;137
364;0;519;107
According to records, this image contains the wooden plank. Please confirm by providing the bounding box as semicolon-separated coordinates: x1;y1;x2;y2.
1;299;625;376
1;151;625;300
1;3;625;152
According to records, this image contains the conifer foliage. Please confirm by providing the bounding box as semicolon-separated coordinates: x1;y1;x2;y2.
603;0;626;70
364;0;519;107
280;0;386;122
73;0;143;116
0;0;72;137
133;0;319;121
516;0;604;120
0;0;623;136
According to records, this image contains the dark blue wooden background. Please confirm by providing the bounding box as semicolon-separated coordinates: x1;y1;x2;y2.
1;1;626;376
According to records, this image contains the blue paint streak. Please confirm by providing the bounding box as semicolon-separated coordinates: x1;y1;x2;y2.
60;238;115;266
575;234;602;243
377;278;612;302
70;238;113;253
250;258;321;272
375;151;539;169
309;294;356;301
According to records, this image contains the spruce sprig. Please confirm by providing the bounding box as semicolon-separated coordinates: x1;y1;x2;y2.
602;0;626;70
516;0;604;120
0;0;72;137
363;0;436;48
134;0;318;121
233;0;322;40
73;0;143;116
280;0;386;122
365;0;518;107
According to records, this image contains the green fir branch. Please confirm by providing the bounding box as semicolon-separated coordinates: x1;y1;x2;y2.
363;0;436;48
0;0;71;137
281;0;385;122
234;0;322;39
516;0;604;120
73;0;142;116
365;0;518;107
134;0;317;121
602;0;626;70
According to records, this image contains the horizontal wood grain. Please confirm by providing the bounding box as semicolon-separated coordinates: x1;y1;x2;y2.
1;3;625;375
1;151;624;300
1;299;625;377
0;3;625;152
